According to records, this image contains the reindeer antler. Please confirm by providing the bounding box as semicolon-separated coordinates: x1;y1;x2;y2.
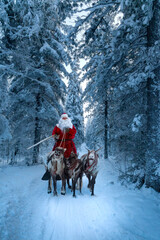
95;147;102;152
85;147;90;152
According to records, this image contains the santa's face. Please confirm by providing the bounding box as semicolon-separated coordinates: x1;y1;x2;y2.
58;117;73;131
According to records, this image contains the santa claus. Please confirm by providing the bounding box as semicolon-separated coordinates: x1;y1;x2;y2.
52;113;77;158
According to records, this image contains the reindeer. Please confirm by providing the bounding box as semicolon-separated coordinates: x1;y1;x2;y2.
64;152;83;197
47;147;66;196
81;148;100;196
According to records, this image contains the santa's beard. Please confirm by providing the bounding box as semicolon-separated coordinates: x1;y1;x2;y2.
58;118;73;131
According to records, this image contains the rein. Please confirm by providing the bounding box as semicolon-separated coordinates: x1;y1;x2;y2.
85;153;98;172
59;130;66;149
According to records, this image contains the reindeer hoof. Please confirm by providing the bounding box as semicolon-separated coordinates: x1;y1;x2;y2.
68;185;72;189
48;190;52;194
53;191;58;196
61;190;66;195
73;194;76;198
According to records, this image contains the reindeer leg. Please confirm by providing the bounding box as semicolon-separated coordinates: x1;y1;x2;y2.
91;176;96;196
72;175;79;197
72;178;76;197
53;175;58;196
71;178;73;192
87;174;91;189
48;176;52;194
91;173;98;196
61;175;66;195
71;178;76;197
76;174;82;192
76;178;79;190
67;178;72;189
79;174;83;193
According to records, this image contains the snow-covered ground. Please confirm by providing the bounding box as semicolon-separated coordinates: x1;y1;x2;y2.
0;151;160;240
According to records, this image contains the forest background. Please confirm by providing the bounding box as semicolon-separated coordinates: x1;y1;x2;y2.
0;0;160;192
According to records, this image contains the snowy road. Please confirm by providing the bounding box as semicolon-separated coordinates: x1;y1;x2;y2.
0;162;160;240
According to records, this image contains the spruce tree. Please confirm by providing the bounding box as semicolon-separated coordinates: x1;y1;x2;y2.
66;60;84;148
145;0;160;191
0;0;69;164
69;0;160;191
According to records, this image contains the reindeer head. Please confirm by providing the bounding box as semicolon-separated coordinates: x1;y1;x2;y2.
49;147;66;176
53;147;66;160
86;147;101;160
84;148;101;172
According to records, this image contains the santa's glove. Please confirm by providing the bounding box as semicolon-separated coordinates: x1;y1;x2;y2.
53;134;60;141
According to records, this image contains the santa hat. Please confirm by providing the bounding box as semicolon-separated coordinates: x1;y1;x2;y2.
61;113;68;119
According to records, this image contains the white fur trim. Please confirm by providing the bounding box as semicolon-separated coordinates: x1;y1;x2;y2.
61;113;68;119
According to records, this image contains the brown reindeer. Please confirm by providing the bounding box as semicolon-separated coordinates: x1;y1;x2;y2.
47;147;66;196
64;152;83;197
81;149;100;196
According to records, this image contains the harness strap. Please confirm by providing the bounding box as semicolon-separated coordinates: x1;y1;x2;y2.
85;157;98;172
59;130;66;148
67;159;79;171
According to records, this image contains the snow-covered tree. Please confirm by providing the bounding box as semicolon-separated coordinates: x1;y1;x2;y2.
0;0;160;193
69;0;119;157
0;0;70;164
106;0;150;186
0;0;13;163
85;103;105;151
69;0;160;191
145;0;160;191
107;0;160;190
66;60;84;148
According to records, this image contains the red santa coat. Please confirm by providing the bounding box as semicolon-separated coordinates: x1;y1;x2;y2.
52;125;77;158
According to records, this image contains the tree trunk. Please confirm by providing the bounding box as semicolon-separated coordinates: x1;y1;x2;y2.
33;93;41;164
104;100;108;159
145;0;160;191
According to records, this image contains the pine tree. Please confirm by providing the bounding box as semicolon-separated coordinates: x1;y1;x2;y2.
107;0;150;186
66;60;84;148
145;0;160;191
69;0;160;192
0;0;15;163
0;0;69;164
108;0;160;189
69;0;119;156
